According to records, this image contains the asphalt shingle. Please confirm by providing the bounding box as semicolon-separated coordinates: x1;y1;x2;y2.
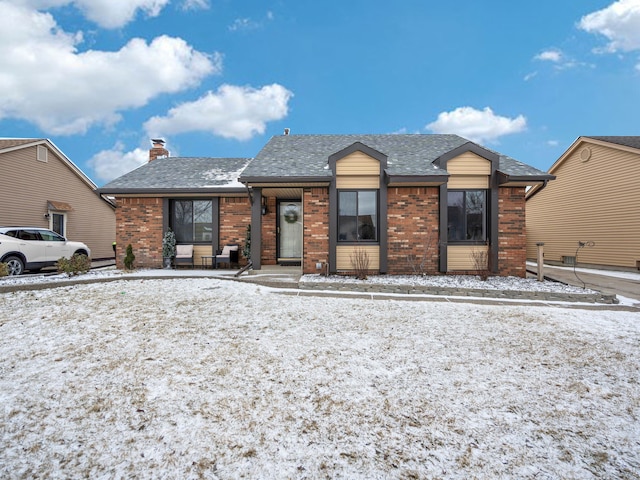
242;134;550;179
586;136;640;151
100;157;251;191
100;134;550;192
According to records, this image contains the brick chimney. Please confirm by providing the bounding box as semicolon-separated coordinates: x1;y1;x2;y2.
149;139;168;162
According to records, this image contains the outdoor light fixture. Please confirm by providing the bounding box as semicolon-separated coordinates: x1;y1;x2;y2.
261;197;268;215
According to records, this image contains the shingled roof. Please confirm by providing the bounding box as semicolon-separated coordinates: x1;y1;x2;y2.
99;157;251;194
0;138;45;150
241;134;550;181
100;134;551;194
585;136;640;151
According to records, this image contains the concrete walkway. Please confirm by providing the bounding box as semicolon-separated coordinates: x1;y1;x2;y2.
528;263;640;304
6;262;636;311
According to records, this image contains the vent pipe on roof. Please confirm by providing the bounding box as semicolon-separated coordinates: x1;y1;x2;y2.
284;128;290;135
149;138;169;162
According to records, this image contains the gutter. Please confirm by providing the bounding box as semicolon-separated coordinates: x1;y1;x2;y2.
525;179;550;201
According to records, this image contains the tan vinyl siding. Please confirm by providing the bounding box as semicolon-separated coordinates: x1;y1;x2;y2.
447;153;491;175
336;245;380;271
447;153;490;188
336;152;380;175
336;175;379;189
447;245;488;271
447;175;489;189
0;144;116;259
336;152;380;189
526;142;640;269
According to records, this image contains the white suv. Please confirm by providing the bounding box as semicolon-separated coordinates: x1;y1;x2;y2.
0;227;91;275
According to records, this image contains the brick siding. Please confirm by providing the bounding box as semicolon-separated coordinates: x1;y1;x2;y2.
114;186;526;276
497;187;527;277
387;187;440;275
219;197;251;263
115;196;252;269
115;197;163;269
261;196;277;266
302;187;330;274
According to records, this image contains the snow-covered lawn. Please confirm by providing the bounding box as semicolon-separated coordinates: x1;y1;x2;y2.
1;278;639;479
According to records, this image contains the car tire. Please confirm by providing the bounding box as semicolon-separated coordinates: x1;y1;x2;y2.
4;256;24;276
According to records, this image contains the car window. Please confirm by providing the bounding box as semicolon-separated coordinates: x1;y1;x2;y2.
18;230;42;241
2;230;18;238
40;230;65;241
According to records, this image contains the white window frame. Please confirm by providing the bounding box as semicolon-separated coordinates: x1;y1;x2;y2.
49;212;67;237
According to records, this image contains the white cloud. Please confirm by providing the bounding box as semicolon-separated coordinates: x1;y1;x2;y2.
579;0;640;53
547;140;559;147
535;49;563;62
531;48;589;72
228;11;274;32
524;71;538;81
16;0;170;29
0;2;219;135
144;84;293;140
426;106;527;144
87;142;149;182
181;0;209;11
229;17;260;31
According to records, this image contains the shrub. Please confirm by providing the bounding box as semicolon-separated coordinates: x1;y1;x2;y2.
0;262;8;277
470;247;491;281
243;224;251;260
57;254;91;276
162;229;176;258
124;244;135;270
406;229;440;275
350;248;370;280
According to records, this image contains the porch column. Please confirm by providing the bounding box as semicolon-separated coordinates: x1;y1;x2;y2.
438;183;448;272
251;188;262;270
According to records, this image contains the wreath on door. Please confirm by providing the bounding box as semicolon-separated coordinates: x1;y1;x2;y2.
283;204;299;224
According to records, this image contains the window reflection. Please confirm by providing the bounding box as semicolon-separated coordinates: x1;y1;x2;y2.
338;190;378;242
172;200;213;243
447;190;487;242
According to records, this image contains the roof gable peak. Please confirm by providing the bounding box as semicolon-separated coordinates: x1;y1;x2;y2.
328;141;388;170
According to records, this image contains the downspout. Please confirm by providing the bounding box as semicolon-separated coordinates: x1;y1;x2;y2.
243;182;254;206
525;180;549;201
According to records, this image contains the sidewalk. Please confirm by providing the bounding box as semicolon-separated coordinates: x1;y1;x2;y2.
527;262;640;304
4;262;637;310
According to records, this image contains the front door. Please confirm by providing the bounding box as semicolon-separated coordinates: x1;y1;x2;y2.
278;201;302;264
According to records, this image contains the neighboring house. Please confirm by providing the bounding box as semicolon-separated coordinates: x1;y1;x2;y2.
526;136;640;271
0;138;116;260
100;135;552;277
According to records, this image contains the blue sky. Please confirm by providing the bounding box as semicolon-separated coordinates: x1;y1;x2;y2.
1;0;639;186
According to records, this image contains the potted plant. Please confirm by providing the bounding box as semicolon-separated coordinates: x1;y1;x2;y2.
162;229;176;269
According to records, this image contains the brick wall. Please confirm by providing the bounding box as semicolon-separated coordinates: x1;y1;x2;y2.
261;197;277;266
497;187;526;277
387;187;440;274
115;197;163;269
219;197;251;264
302;187;330;274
